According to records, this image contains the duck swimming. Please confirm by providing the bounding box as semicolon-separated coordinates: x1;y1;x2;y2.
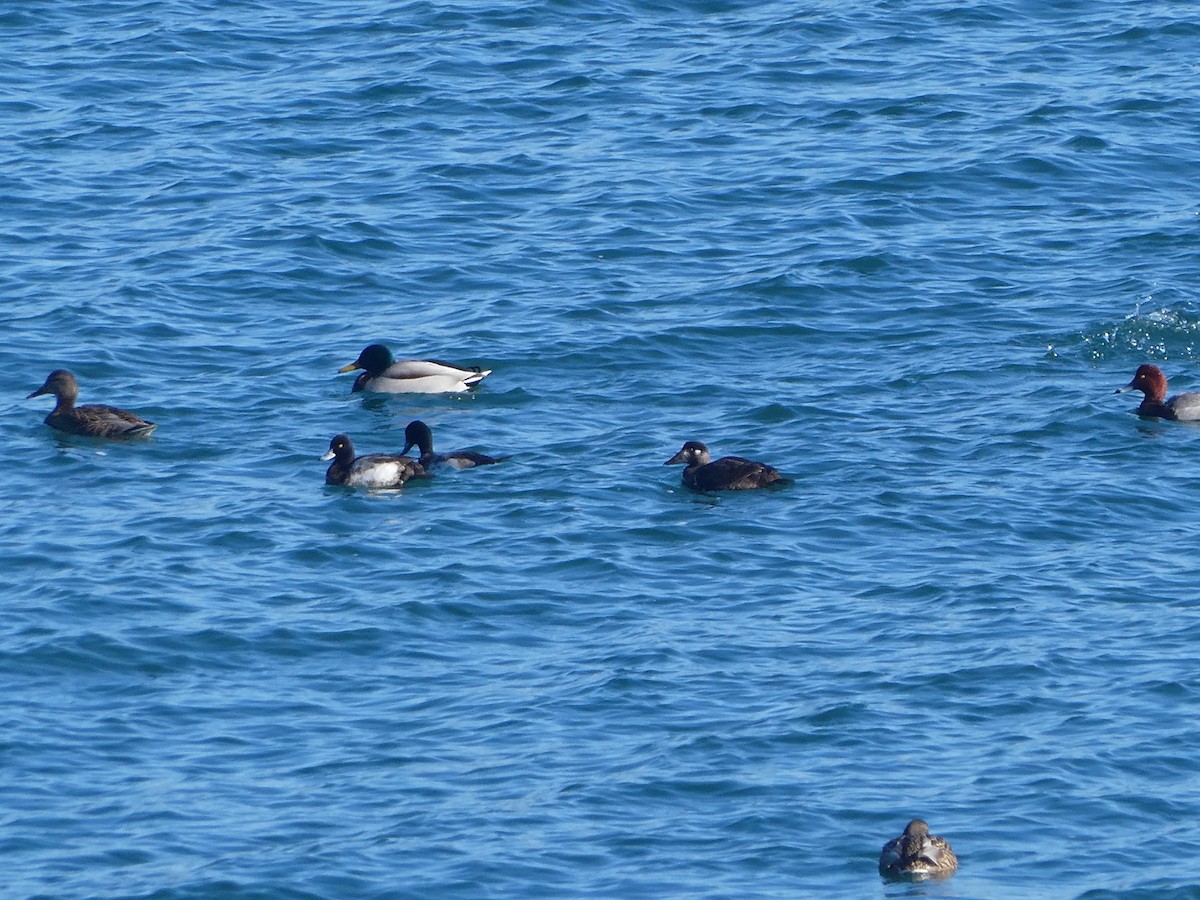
401;420;504;469
664;441;790;492
1116;364;1200;421
321;434;427;488
27;369;157;438
338;344;490;394
878;819;958;880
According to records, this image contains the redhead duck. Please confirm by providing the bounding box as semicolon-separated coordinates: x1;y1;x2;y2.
879;819;958;880
401;420;504;469
664;441;790;491
338;344;490;394
321;434;427;488
27;370;156;438
1116;364;1200;421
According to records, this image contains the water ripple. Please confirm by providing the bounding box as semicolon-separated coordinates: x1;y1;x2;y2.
5;0;1200;897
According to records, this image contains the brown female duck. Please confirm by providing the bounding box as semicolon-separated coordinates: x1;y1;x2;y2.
878;819;958;880
27;370;156;438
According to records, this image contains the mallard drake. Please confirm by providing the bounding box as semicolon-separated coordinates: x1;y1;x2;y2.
321;434;427;488
1116;364;1200;421
27;369;156;438
400;420;504;469
664;441;789;491
338;344;490;394
878;819;958;880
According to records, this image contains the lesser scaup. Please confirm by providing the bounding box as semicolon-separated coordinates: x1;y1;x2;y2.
321;433;427;488
401;420;504;470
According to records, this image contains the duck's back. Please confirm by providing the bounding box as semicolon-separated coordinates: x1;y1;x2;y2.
686;456;789;492
879;833;957;878
428;449;502;470
360;360;489;394
48;404;157;438
1166;392;1200;421
342;453;423;488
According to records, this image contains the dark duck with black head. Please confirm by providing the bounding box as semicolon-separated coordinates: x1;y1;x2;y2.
878;818;958;880
1116;363;1200;421
321;434;427;488
338;343;491;394
401;420;504;470
665;441;790;492
27;369;156;438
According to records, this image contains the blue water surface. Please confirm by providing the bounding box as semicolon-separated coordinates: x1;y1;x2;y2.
4;1;1200;898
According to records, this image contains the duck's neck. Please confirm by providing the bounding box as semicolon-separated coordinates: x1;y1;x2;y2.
326;451;355;481
898;830;927;862
412;432;434;457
